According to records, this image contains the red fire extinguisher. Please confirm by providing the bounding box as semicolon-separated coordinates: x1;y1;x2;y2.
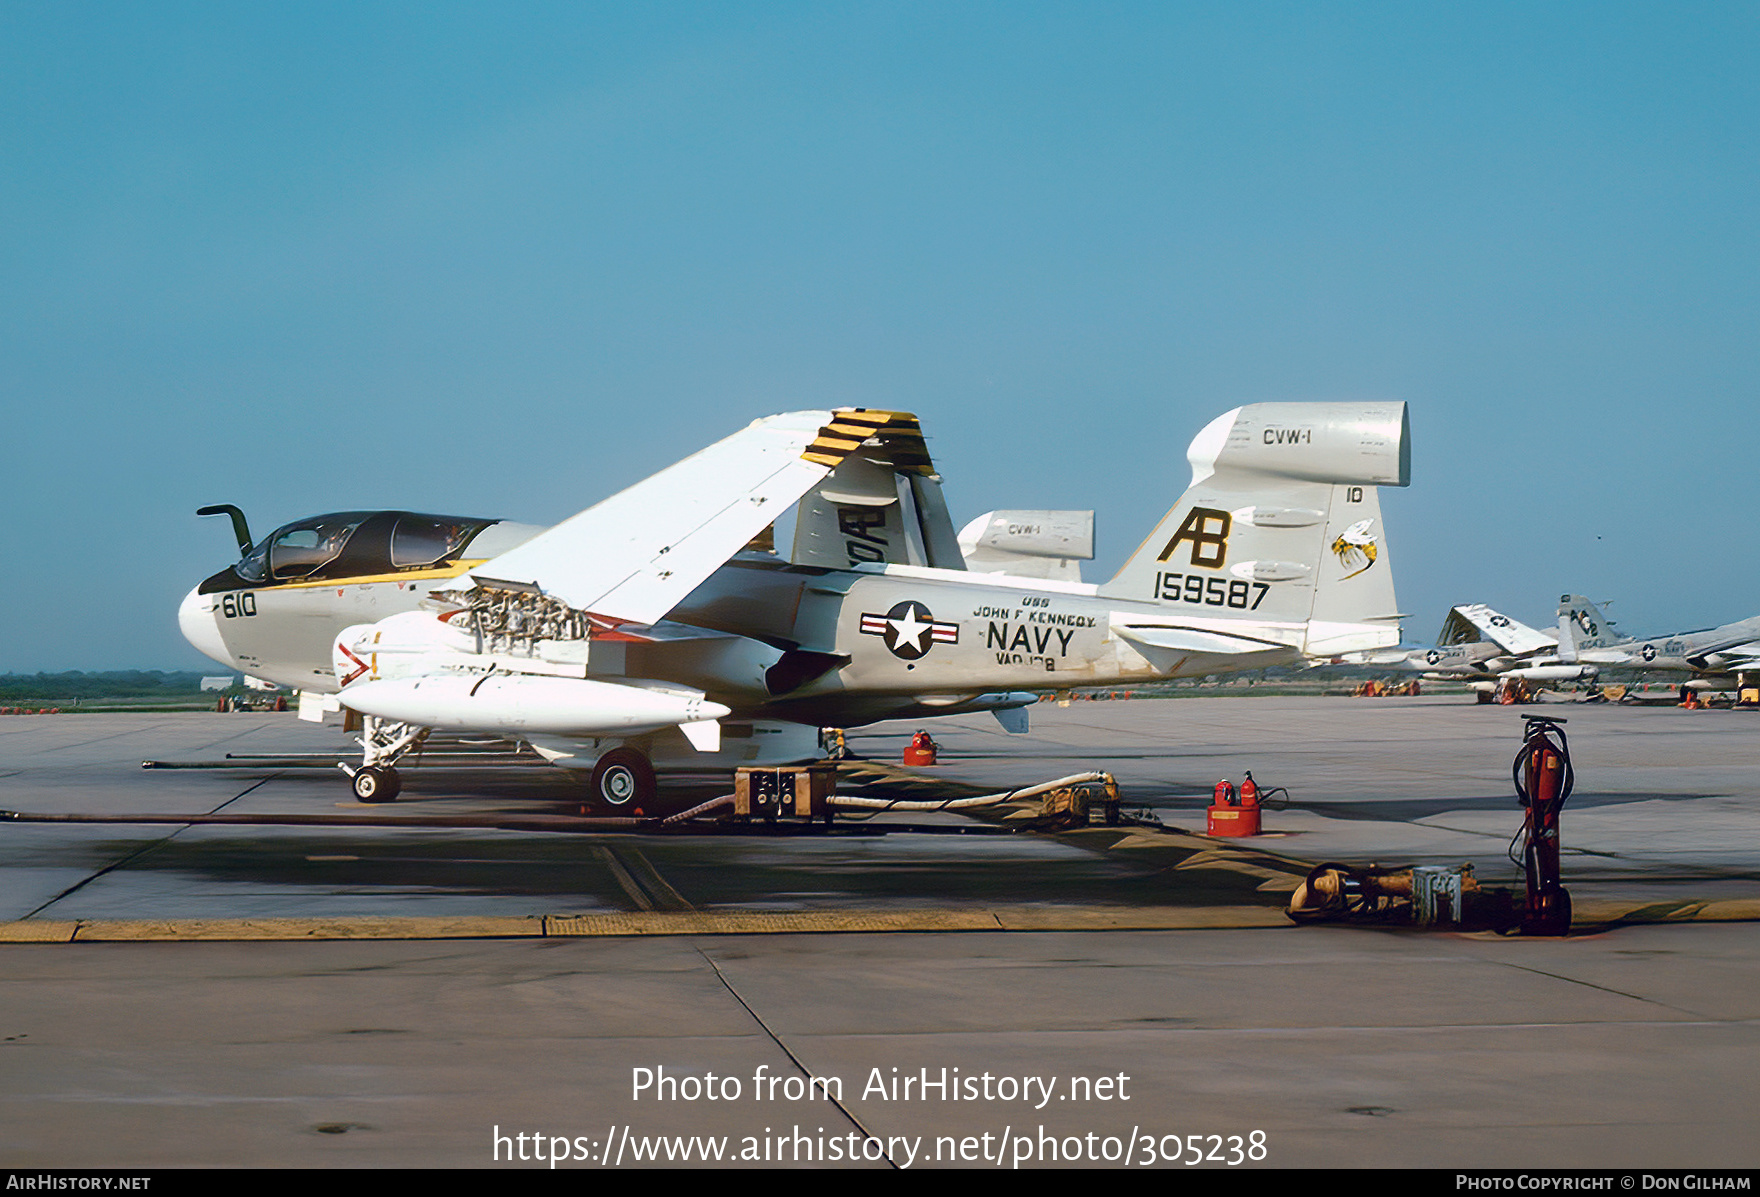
1208;775;1262;837
904;730;939;767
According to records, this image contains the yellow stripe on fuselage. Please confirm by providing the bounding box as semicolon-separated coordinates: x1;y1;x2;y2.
241;560;489;592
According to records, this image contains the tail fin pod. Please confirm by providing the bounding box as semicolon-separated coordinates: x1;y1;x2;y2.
958;510;1095;582
1099;402;1409;654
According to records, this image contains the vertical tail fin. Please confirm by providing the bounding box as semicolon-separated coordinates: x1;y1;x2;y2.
1557;594;1627;650
1098;402;1409;655
788;410;967;570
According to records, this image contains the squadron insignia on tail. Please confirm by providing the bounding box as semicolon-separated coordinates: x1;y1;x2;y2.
1330;519;1380;580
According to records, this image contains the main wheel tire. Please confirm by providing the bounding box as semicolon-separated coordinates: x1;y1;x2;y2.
590;748;655;810
353;765;401;803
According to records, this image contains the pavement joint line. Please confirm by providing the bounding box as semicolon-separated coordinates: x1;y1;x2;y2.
1486;958;1700;1017
1;898;1756;942
694;945;893;1168
17;773;284;921
617;845;695;911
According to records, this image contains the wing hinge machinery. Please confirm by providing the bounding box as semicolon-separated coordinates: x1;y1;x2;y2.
344;407;945;665
428;576;604;653
421;406;947;653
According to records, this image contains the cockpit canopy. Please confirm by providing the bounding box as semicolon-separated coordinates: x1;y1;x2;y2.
201;511;497;593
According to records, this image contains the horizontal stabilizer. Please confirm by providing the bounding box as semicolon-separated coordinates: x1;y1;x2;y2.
1114;623;1298;675
1114;624;1288;656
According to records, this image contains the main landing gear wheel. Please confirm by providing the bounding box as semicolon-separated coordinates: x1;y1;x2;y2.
352;766;402;803
590;748;656;812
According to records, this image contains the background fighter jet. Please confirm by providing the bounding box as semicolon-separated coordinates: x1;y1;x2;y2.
1364;602;1598;694
182;403;1410;807
1557;595;1760;691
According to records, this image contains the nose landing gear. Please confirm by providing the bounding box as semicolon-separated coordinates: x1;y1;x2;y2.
339;715;427;803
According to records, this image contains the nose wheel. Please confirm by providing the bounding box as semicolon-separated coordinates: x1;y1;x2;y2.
351;765;402;803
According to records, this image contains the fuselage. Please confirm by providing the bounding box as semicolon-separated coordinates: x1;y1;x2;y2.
658;555;1310;725
184;535;1327;724
1396;649;1594;683
1390;641;1504;676
1578;626;1760;675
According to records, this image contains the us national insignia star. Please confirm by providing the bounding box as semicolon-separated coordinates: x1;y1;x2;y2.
859;600;960;660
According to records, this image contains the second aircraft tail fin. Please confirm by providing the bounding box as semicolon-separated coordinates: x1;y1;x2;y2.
1557;594;1628;653
1098;402;1409;656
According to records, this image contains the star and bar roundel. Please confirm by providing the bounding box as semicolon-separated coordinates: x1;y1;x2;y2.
860;600;960;660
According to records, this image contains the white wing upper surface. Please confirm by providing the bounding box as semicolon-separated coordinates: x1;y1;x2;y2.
461;411;838;626
1449;604;1558;656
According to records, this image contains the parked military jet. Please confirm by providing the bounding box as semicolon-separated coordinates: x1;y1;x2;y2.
182;403;1409;806
1364;601;1598;694
1557;595;1760;688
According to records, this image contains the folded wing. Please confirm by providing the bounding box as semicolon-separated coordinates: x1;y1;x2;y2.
457;410;901;625
1439;604;1557;657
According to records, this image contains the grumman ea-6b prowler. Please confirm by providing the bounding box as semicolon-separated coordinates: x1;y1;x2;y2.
1366;602;1598;698
1556;595;1760;695
180;403;1410;808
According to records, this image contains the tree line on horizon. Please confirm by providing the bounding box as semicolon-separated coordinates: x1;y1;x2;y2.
0;671;221;700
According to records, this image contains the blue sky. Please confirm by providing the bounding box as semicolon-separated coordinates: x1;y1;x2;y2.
3;2;1756;670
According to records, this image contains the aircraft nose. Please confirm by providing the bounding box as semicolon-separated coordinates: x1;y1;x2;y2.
179;587;231;667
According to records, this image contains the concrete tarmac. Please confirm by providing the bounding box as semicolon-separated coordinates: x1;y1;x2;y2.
1;697;1756;1168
